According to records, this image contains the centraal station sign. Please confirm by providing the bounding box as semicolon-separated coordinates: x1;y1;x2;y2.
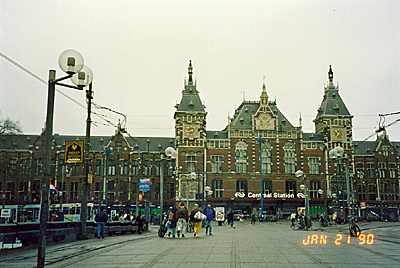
234;192;305;199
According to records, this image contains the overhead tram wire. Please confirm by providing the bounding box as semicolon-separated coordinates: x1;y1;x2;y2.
362;113;400;141
0;51;121;133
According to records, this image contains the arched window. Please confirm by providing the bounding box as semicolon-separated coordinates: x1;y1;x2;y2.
263;179;273;195
285;179;297;196
236;179;248;195
235;141;248;174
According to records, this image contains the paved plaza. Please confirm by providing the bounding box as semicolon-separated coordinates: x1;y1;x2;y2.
1;220;400;268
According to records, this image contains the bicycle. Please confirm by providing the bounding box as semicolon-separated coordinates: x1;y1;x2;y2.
290;216;312;230
349;218;361;237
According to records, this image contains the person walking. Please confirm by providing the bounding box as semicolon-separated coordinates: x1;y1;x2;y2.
176;202;189;238
94;206;107;239
251;211;257;224
166;206;177;238
290;212;297;226
227;211;235;228
136;211;145;234
190;203;203;237
203;202;215;235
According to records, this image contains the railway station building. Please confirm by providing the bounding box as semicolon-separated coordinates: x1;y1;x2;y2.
1;62;399;222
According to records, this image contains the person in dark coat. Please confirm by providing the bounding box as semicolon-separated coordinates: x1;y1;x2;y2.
136;211;145;234
227;211;235;228
166;206;177;238
95;206;108;239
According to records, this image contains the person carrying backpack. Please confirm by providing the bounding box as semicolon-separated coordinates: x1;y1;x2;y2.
176;202;188;238
166;206;177;238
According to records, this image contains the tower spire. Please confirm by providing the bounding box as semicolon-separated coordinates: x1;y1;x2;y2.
260;76;269;105
328;65;334;84
188;60;193;84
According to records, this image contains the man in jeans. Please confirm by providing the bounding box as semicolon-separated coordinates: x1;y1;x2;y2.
203;202;215;235
176;202;188;238
95;206;108;239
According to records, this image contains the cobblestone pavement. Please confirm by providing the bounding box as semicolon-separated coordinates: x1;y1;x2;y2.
1;220;400;268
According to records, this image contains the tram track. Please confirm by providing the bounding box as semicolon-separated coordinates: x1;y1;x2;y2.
0;232;156;268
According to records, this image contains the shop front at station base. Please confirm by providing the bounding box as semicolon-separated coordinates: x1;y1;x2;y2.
207;197;330;220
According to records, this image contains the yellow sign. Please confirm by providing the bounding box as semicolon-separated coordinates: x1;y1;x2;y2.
65;140;84;163
88;174;93;184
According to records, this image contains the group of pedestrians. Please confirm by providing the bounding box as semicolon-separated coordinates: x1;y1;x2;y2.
94;207;147;239
165;202;215;238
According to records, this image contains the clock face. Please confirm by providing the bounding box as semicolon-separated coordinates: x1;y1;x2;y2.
184;124;199;139
257;114;273;130
331;127;345;141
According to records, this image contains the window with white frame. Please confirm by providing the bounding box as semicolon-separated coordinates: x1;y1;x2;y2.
261;142;272;174
236;179;248;195
356;163;364;179
186;154;196;172
389;163;397;178
309;180;321;199
211;155;223;173
108;160;116;176
366;163;375;179
378;163;386;178
308;157;320;174
20;158;30;175
132;162;140;176
285;180;297;196
235;141;248;174
9;158;17;174
211;179;224;198
382;146;389;156
263;179;273;195
283;142;296;174
35;158;43;175
120;159;129;175
357;184;366;202
96;160;102;175
368;184;376;201
115;141;122;152
70;182;79;199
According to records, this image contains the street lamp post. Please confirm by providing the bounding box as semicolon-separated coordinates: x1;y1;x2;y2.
164;147;177;217
104;147;112;217
255;134;266;221
295;170;309;230
80;81;93;240
329;146;353;220
37;50;93;268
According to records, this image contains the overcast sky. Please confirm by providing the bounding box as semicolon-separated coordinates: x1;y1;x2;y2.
1;0;399;141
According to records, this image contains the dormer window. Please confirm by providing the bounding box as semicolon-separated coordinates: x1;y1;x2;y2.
240;118;244;125
334;104;339;114
189;101;194;110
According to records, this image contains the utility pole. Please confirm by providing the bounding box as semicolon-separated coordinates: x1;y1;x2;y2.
80;82;93;240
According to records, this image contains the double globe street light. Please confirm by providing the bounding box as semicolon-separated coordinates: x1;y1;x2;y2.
295;170;310;230
37;50;93;268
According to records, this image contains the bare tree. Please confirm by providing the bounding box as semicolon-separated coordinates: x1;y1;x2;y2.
0;112;23;134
